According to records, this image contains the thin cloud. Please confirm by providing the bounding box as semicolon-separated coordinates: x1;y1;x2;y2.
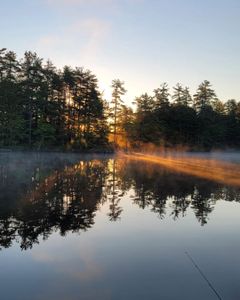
46;0;113;5
36;18;110;65
46;0;143;7
71;18;110;60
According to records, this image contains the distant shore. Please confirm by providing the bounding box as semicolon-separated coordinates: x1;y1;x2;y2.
0;147;114;154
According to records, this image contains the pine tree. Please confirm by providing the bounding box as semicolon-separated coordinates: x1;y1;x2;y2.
154;83;170;109
110;79;127;147
193;80;216;111
173;84;192;106
0;49;24;146
20;51;46;146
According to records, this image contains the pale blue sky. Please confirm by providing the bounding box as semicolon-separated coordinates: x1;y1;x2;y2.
1;0;240;104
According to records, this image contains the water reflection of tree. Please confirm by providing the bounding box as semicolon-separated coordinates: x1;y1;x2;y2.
105;159;124;221
0;154;240;250
119;160;240;225
0;154;110;250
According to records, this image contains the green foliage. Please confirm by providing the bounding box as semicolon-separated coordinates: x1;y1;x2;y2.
0;49;109;151
128;81;240;150
193;80;217;111
34;120;56;149
1;48;239;151
172;84;192;106
154;83;170;109
109;79;127;146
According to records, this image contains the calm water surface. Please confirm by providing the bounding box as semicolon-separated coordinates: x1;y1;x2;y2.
0;152;240;300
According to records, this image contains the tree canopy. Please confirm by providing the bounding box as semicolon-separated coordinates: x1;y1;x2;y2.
1;48;240;151
0;48;109;151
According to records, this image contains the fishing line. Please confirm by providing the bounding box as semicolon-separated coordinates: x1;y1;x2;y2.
185;251;223;300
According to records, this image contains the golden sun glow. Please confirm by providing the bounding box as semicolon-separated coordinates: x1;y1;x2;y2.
123;153;240;187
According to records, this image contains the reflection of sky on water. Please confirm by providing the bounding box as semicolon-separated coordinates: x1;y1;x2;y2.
0;153;240;299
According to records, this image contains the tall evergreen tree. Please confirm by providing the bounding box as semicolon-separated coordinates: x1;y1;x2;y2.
193;80;216;111
110;79;127;147
0;48;109;151
154;83;170;109
0;49;23;146
173;84;192;107
20;51;46;146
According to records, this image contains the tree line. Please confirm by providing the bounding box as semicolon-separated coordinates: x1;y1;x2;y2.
0;48;109;150
114;81;240;150
1;48;240;151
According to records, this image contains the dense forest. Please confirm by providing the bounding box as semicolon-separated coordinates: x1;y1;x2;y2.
0;48;109;150
127;82;240;150
1;48;240;151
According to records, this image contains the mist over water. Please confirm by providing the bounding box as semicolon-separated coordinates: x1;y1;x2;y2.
125;151;240;187
0;152;240;299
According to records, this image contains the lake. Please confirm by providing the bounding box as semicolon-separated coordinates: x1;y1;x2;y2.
0;152;240;300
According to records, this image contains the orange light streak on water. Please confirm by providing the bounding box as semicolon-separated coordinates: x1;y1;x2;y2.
123;153;240;187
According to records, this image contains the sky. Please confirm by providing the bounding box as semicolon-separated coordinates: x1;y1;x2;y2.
1;0;240;105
